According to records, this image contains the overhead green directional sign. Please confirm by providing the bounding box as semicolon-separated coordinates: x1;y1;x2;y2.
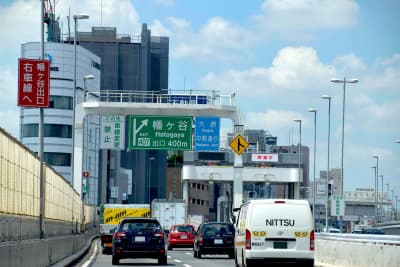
128;115;193;150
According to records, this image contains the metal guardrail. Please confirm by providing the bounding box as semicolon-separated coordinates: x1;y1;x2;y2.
83;90;236;106
316;232;400;245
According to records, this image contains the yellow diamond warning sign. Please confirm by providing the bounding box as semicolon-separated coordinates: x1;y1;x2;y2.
229;134;249;155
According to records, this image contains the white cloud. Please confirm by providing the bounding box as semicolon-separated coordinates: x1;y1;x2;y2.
245;109;309;138
200;46;335;96
55;0;141;36
0;64;19;138
333;53;367;74
161;16;254;62
150;19;172;36
254;0;359;41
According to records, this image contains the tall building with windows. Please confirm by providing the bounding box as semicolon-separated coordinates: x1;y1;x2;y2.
21;20;170;206
20;42;101;205
77;24;169;204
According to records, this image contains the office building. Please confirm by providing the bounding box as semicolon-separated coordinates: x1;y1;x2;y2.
20;42;101;205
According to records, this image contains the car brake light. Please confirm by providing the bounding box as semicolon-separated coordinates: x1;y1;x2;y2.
198;234;203;245
245;229;251;249
114;231;126;240
310;230;315;251
274;200;286;204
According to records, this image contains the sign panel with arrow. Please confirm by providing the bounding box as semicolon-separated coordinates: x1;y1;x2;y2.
229;134;249;155
128;115;193;150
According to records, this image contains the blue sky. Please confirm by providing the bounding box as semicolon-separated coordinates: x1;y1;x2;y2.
0;0;399;199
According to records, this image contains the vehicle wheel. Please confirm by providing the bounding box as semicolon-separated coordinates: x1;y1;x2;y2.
193;250;198;258
112;255;119;265
229;251;235;259
158;255;167;265
299;259;314;267
167;244;172;250
235;253;239;267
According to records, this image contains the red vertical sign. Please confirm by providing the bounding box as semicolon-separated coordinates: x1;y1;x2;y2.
18;58;50;107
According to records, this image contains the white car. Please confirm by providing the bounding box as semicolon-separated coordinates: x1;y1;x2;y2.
234;199;314;267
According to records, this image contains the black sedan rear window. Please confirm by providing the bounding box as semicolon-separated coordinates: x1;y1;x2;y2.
203;224;234;235
120;220;160;232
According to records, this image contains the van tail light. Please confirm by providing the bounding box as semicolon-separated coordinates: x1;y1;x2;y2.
310;230;315;251
198;234;203;245
154;232;165;239
245;229;251;249
114;231;126;240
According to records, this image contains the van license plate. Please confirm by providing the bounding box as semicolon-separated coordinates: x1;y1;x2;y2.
214;239;223;244
273;241;287;249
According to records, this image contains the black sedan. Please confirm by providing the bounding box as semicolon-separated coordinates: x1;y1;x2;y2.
193;222;235;259
111;217;167;265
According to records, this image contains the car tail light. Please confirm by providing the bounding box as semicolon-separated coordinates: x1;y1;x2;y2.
198;234;203;245
115;248;122;254
154;232;165;239
274;200;286;204
159;248;165;254
114;231;126;240
310;230;315;251
245;229;251;249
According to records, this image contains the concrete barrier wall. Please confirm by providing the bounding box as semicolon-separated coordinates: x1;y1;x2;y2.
315;238;400;267
0;229;97;267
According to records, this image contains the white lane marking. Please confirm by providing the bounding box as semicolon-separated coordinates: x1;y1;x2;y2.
185;252;193;255
167;255;172;258
183;264;192;267
82;239;98;267
174;259;182;263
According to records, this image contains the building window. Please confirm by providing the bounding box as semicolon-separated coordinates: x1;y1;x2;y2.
22;124;38;137
44;152;71;166
197;184;200;189
22;124;72;138
50;95;73;110
201;184;205;190
191;198;196;204
201;200;204;206
197;199;200;205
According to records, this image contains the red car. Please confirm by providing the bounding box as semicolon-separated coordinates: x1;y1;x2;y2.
167;224;195;250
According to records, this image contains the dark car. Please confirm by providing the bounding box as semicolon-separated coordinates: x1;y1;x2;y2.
168;224;196;250
111;217;167;265
361;228;385;235
193;222;235;259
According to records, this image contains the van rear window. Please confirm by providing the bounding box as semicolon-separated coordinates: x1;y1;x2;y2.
250;203;311;227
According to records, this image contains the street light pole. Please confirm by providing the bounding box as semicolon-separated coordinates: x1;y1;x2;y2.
148;157;155;204
321;95;331;230
372;155;379;221
293;119;302;198
330;77;358;232
308;108;317;225
379;175;384;222
71;14;89;188
83;74;94;101
371;166;377;222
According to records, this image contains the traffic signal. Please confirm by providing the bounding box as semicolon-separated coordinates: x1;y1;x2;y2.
328;184;332;197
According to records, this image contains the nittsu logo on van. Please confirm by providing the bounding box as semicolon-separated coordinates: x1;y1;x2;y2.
265;219;295;226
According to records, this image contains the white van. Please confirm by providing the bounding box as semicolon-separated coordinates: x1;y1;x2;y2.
234;199;314;267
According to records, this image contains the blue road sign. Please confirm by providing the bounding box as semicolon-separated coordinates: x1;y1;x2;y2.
195;117;220;151
168;95;208;104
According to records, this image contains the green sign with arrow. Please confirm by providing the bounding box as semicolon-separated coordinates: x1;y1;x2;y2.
128;115;193;150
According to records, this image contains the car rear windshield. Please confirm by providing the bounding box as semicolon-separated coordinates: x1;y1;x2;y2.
173;225;194;232
120;220;161;232
202;224;234;235
250;203;312;228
